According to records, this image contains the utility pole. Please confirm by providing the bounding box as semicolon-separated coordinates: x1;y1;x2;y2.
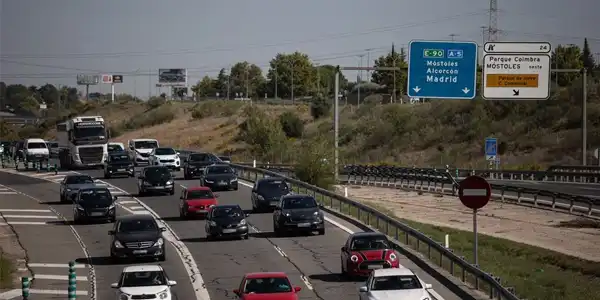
245;67;249;100
315;63;320;95
487;0;499;41
365;48;373;81
291;61;295;103
227;68;231;100
449;33;458;41
357;54;364;106
392;43;397;103
275;70;278;99
148;68;152;99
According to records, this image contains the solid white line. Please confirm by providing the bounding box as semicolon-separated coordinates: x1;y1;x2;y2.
462;189;488;196
0;289;20;299
0;221;49;225
0;192;17;194
34;274;88;281
118;200;137;204
127;206;146;210
273;245;287;257
300;275;314;291
28;289;88;296
1;214;57;219
133;210;152;215
0;209;51;213
28;263;87;268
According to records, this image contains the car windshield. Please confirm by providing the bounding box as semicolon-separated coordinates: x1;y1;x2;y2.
108;144;124;152
121;271;167;287
371;275;423;290
282;197;317;209
27;142;47;149
66;176;94;185
257;181;289;196
154;148;176;155
188;153;212;162
244;277;292;294
110;154;130;163
48;142;58;148
187;190;214;199
351;236;391;250
212;207;243;218
79;189;112;206
207;166;232;174
134;141;158;149
144;168;171;180
117;219;158;233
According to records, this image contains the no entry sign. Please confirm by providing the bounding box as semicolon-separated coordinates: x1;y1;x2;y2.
458;175;491;209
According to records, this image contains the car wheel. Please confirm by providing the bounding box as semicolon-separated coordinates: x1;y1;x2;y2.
105;173;111;179
184;173;190;180
110;216;116;223
180;207;187;219
340;260;347;276
318;228;325;235
138;189;145;197
158;254;166;262
233;186;238;191
60;193;65;203
242;234;249;240
169;189;175;195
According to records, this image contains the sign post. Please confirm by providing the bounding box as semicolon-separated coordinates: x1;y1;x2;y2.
458;175;491;265
407;40;478;99
485;137;497;167
482;42;551;100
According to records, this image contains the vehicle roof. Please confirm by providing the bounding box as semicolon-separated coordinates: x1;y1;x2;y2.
185;186;212;191
282;194;312;199
131;139;158;142
118;214;155;222
350;232;387;238
207;164;230;168
245;272;288;279
65;174;92;179
154;147;174;150
122;264;163;273
109;142;124;145
25;138;46;143
212;204;241;209
372;268;414;277
79;186;108;191
257;177;286;182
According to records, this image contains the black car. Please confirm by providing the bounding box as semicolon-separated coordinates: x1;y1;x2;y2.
183;152;220;180
205;204;249;240
109;214;167;262
72;187;117;223
273;194;325;236
200;164;238;191
104;151;135;178
137;166;175;196
251;177;291;212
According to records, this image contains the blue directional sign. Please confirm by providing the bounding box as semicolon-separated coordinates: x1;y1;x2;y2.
485;137;497;161
407;40;478;99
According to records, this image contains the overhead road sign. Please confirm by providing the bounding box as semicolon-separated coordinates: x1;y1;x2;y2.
484;137;497;161
112;75;123;83
407;40;478;99
482;42;551;100
458;175;491;210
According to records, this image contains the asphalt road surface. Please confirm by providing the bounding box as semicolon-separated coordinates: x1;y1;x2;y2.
0;170;197;300
57;167;461;300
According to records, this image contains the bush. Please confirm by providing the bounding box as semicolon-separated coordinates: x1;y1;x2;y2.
310;95;331;119
121;105;175;131
147;97;166;109
237;106;289;162
278;111;303;138
191;101;242;120
293;137;335;189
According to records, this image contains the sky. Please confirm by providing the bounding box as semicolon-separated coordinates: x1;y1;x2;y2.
0;0;598;98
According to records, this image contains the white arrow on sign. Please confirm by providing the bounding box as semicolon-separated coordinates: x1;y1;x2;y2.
462;87;470;94
412;86;421;93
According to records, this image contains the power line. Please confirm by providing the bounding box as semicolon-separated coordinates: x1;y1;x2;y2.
0;11;487;59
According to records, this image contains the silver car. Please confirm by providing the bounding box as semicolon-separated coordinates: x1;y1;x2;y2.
59;174;96;203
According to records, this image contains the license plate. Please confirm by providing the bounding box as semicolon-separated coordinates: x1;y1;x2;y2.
368;265;383;269
297;223;311;227
118;168;126;171
133;250;147;254
222;228;237;233
90;212;104;216
154;186;165;189
219;181;227;185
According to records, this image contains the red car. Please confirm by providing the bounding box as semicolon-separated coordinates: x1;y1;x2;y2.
340;232;400;277
179;186;218;219
233;272;302;300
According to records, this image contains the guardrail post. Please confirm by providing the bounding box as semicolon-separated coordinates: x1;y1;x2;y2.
21;276;30;300
68;261;76;300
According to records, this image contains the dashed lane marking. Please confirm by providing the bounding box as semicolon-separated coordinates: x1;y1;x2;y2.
0;209;51;213
1;214;57;219
0;221;51;225
27;263;87;268
34;274;88;281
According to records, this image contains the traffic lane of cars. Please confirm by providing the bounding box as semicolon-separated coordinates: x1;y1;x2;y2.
94;174;319;299
0;170;197;300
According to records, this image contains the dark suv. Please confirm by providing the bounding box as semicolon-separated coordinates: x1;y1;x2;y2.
183;152;220;180
104;151;134;178
137;166;175;196
109;215;167;262
72;187;117;223
273;194;325;235
251;177;291;212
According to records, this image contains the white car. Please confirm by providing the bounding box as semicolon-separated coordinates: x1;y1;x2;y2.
128;139;159;166
111;264;177;300
359;268;433;300
148;147;181;171
23;138;50;163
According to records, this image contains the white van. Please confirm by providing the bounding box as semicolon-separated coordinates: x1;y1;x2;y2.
23;138;50;163
128;139;159;166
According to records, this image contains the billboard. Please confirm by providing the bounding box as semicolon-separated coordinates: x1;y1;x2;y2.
101;74;113;84
112;75;123;83
158;69;187;86
76;74;99;85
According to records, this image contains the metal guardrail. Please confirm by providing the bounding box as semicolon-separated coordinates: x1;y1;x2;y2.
230;163;520;300
341;165;600;218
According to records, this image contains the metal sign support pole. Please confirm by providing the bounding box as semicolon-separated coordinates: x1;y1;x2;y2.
334;68;340;182
111;83;115;103
473;208;478;266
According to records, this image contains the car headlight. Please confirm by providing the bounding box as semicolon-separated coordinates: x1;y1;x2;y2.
209;221;217;226
119;293;130;300
284;213;290;217
205;179;214;183
313;211;319;216
153;238;164;247
257;195;265;201
76;205;85;211
158;289;169;299
239;219;246;225
350;255;359;262
143;181;151;186
66;188;72;192
166;180;173;185
389;253;397;261
108;204;115;210
114;240;124;248
230;178;237;182
188;165;195;169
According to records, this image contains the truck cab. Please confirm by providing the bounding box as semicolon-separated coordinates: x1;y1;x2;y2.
57;116;109;169
128;139;159;166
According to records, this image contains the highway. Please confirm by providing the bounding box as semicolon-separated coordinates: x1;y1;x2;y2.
0;166;466;300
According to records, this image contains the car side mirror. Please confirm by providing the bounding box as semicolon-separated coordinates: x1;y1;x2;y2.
294;286;301;293
341;246;347;252
358;286;368;292
245;213;250;217
232;289;240;295
318;203;324;208
113;196;118;201
110;283;119;289
108;230;115;235
167;280;177;286
160;227;167;232
176;152;180;155
425;283;433;289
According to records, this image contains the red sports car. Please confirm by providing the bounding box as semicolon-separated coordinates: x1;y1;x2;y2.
233;272;302;300
340;232;400;277
179;186;218;219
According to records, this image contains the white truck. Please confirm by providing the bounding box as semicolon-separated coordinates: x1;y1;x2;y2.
56;116;109;169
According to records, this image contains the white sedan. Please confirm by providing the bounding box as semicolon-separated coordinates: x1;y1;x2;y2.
111;264;177;300
359;268;433;300
148;147;181;170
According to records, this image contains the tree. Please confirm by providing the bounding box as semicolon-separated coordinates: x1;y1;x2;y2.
38;84;60;106
371;44;408;100
192;76;217;98
230;62;264;98
315;65;348;96
551;44;583;86
213;68;229;97
581;38;596;74
266;52;316;99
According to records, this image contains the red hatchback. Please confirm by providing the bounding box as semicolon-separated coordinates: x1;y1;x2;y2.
233;272;302;300
179;186;218;219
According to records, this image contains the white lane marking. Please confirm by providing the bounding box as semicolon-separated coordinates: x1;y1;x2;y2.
462;189;488;196
127;206;146;210
34;274;88;281
1;214;57;219
300;275;314;291
237;180;445;300
0;209;51;213
118;200;137;204
28;263;87;268
26;289;88;296
0;221;50;225
273;245;287;257
133;210;152;215
0;191;18;195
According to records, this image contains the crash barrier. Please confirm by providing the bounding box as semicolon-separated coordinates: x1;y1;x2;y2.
230;163;521;300
12;157;58;174
546;165;600;174
68;261;77;300
342;165;600;218
21;277;30;300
